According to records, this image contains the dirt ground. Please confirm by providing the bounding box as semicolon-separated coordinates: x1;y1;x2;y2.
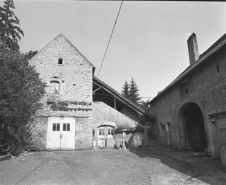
0;148;225;185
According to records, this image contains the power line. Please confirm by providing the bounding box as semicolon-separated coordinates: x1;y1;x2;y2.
97;1;123;77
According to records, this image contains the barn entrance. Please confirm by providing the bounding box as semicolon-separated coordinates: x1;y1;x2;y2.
183;103;207;151
46;117;75;150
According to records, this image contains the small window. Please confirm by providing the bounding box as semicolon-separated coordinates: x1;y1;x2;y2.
50;81;60;94
67;123;70;131
99;128;105;135
108;128;113;135
63;123;70;131
53;123;56;131
216;65;220;73
57;123;60;131
58;58;63;65
53;123;60;131
185;88;188;94
180;80;190;97
63;123;66;131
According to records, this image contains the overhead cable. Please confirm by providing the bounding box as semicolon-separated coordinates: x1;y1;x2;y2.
97;1;123;77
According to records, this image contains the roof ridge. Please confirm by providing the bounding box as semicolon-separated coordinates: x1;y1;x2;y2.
59;34;95;68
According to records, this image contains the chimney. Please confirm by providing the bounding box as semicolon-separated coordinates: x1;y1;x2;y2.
187;33;199;65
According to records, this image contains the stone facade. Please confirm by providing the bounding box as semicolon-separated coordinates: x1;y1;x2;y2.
29;34;147;150
148;33;226;158
29;34;93;149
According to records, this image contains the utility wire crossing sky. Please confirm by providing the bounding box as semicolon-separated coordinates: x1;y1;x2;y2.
97;1;123;77
8;1;226;100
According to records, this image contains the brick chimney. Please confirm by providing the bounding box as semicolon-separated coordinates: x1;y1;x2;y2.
187;33;199;65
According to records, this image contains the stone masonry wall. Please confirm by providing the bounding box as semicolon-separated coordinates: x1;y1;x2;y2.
29;117;48;150
149;47;226;157
29;34;93;103
29;34;93;150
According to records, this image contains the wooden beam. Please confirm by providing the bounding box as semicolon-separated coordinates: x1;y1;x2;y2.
93;81;144;115
93;86;102;94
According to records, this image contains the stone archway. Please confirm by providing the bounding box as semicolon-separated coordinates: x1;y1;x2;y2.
177;102;207;151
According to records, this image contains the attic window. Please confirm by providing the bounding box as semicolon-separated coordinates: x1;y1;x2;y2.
185;88;188;94
216;65;220;73
180;80;190;97
58;58;63;65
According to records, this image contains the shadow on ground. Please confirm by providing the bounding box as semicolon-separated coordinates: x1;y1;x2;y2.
128;148;226;185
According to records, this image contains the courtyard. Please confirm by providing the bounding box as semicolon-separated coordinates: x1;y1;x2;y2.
0;148;225;185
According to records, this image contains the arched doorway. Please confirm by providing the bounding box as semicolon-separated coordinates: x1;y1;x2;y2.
183;103;207;151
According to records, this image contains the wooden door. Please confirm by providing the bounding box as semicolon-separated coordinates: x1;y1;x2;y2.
46;117;61;150
46;117;75;150
61;118;75;150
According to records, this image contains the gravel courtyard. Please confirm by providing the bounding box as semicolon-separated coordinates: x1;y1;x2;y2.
0;149;225;185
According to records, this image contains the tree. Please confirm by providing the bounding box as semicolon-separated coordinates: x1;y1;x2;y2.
121;78;141;105
0;0;24;50
23;50;38;61
140;99;150;111
129;77;141;105
121;80;129;99
0;50;46;143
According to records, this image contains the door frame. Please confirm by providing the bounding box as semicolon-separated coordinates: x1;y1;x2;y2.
46;117;75;150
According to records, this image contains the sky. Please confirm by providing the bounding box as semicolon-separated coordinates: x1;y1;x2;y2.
2;0;226;101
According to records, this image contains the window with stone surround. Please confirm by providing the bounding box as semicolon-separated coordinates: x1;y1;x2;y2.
49;81;60;94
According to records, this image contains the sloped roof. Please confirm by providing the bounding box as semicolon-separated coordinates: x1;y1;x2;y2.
150;33;226;103
93;76;156;121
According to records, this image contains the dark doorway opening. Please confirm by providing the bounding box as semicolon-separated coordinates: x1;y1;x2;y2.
183;104;207;151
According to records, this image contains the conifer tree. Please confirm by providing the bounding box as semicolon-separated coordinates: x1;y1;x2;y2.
0;0;24;50
129;77;141;105
121;80;129;99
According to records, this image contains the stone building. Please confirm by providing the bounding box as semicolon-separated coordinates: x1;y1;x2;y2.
29;34;155;150
148;33;226;158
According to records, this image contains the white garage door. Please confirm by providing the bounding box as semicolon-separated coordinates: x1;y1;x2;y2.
46;117;75;150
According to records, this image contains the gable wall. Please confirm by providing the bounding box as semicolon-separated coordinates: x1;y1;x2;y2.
29;34;93;102
29;34;93;150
